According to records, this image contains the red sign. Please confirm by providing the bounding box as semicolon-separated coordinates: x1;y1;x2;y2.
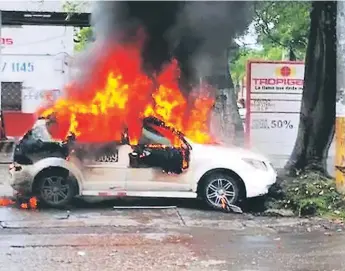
0;38;13;45
252;78;303;86
280;66;292;77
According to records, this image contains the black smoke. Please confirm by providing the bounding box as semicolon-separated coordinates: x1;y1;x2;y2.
90;1;253;92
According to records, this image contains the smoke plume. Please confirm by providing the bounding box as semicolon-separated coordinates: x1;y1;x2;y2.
69;1;254;146
90;1;253;90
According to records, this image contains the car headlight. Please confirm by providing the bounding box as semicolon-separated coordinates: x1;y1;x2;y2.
242;158;268;171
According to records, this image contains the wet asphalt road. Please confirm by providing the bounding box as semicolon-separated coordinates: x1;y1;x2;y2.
0;166;345;270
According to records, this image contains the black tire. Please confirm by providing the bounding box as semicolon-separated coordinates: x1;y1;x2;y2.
201;173;241;210
36;168;76;208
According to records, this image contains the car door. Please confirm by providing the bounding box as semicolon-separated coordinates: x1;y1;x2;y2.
79;142;129;192
126;124;192;192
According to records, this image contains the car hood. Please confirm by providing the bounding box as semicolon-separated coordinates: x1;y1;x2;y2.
189;142;268;162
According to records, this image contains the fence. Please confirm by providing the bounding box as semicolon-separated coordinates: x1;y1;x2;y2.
1;82;22;111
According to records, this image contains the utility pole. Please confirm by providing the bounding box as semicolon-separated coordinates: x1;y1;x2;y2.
336;1;345;192
0;10;2;111
0;10;5;140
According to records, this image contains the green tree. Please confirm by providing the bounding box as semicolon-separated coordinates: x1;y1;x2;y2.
63;0;93;52
253;1;311;60
230;46;284;86
74;27;93;52
285;1;336;175
230;1;310;89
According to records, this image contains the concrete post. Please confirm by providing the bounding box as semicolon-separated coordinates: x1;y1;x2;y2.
0;10;2;111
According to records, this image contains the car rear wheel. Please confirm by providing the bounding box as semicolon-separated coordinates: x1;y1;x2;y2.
36;169;75;208
202;173;241;210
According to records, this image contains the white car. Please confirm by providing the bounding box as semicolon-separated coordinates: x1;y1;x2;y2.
9;117;277;210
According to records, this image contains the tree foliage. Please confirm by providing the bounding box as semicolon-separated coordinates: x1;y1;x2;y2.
73;27;93;52
63;0;93;52
230;46;284;86
230;1;310;86
253;1;311;59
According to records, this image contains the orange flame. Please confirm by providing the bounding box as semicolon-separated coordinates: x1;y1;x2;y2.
0;197;14;206
19;196;38;209
221;197;227;209
0;196;38;209
38;39;215;145
28;197;38;209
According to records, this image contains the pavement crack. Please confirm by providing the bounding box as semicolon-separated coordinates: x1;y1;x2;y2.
8;242;176;248
10;244;86;248
175;208;187;226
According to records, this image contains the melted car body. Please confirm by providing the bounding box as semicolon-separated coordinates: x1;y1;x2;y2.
9;117;277;210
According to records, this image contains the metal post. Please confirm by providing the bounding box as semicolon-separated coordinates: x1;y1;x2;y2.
0;10;2;111
0;10;5;140
336;1;345;192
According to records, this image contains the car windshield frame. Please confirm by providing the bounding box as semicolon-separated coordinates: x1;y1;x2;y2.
140;125;173;146
28;119;53;142
146;122;192;150
138;117;192;150
30;115;193;150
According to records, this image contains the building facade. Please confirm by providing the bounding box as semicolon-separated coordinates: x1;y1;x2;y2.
1;25;74;137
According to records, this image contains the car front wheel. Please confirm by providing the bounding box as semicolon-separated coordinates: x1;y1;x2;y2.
202;173;241;210
36;169;75;208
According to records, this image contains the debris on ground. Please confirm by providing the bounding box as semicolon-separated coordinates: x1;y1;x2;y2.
77;251;86;256
264;208;294;217
56;210;71;220
221;197;243;214
224;204;243;214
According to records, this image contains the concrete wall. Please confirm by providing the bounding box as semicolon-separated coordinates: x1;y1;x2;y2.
1;25;74;137
266;139;336;176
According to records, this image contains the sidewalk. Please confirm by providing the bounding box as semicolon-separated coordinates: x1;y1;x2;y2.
0;164;13;197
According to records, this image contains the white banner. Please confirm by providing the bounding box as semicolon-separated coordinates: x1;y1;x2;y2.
246;61;305;157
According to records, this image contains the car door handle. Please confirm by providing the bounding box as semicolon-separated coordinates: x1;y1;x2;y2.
109;186;122;190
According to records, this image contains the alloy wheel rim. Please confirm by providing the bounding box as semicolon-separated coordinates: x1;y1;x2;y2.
41;176;69;204
206;178;236;207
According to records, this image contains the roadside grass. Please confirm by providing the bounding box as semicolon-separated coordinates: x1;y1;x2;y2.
265;172;345;218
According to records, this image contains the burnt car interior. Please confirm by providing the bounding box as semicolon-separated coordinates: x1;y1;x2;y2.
13;116;191;175
127;117;191;174
13;119;70;165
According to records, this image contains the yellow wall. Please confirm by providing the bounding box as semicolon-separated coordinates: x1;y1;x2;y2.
335;117;345;192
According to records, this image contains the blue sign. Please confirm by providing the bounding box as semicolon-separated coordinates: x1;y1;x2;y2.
1;62;34;72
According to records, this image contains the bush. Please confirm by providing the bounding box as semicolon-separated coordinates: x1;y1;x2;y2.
267;172;345;217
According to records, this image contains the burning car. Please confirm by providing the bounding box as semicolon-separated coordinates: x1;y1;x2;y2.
8;116;277;210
